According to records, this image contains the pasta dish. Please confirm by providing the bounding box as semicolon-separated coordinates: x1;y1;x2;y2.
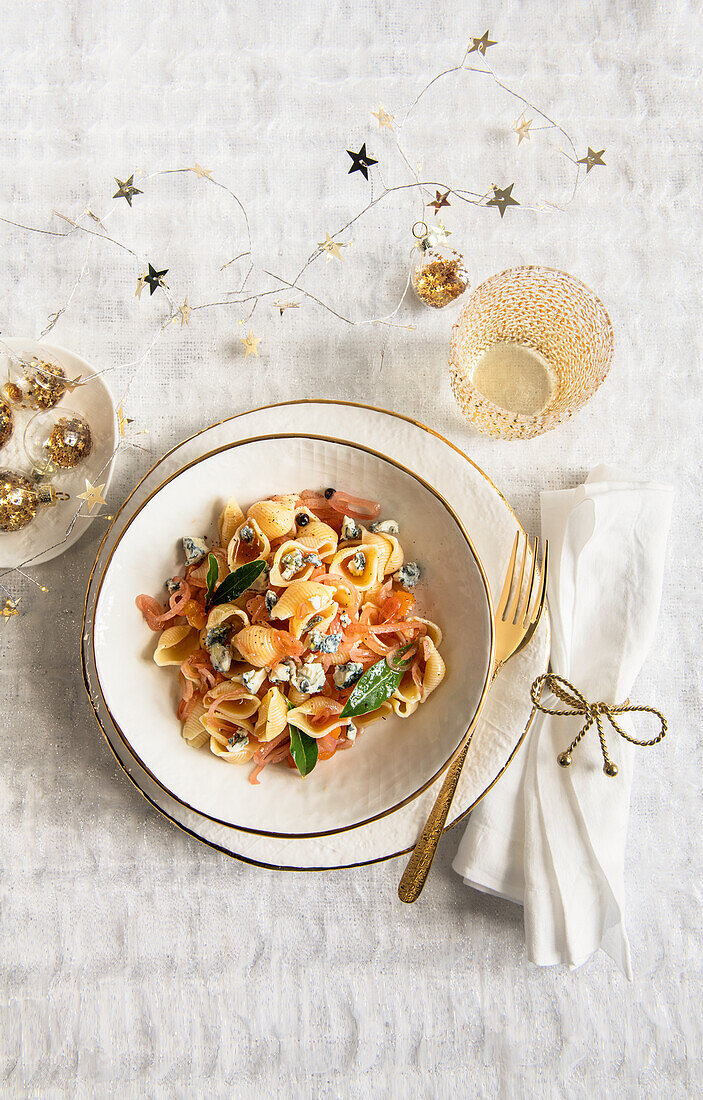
136;488;445;782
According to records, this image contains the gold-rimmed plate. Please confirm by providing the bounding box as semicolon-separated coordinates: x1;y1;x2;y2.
82;401;549;870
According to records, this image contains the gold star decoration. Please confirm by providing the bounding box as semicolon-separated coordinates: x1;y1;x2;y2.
176;298;192;326
486;183;520;218
144;263;168;295
116;405;134;437
240;331;262;357
135;270;148;299
113;174;143;206
577;147;606;173
190;163;214;180
468;31;497;55
275;300;301;316
78;479;107;513
1;597;20;624
427;189;451;215
62;374;83;393
317;233;346;261
371;104;395;130
513;113;534;145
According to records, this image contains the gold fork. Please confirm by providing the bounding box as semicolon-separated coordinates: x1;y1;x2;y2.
398;531;549;904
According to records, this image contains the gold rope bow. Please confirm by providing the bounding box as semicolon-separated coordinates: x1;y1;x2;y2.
530;672;668;777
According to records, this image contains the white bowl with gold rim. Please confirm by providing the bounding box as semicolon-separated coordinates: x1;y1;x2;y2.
92;433;495;838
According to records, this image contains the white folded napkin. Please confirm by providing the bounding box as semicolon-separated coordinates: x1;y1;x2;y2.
452;466;673;976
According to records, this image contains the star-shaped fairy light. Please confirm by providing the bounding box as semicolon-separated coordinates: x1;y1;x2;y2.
347;143;378;180
275;300;301;315
1;597;20;625
78;479;107;513
427;189;451;215
577;147;606;173
113;174;143;206
135;270;147;299
240;331;261;357
486;183;520;218
468;31;497;56
144;263;168;295
317;233;345;261
371;104;395;130
513;113;534;145
190;163;214;180
116;405;134;437
176;298;191;326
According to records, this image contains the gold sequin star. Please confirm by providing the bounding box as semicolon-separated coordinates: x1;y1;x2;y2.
62;374;83;393
176;298;192;326
317;233;345;261
78;479;107;513
240;331;261;357
135;270;148;299
486;183;520;218
1;597;20;624
190;163;214;180
275;300;301;316
468;31;497;56
513;113;534;145
577;147;606;173
427;189;451;215
371;104;395;130
116;405;133;437
113;174;143;206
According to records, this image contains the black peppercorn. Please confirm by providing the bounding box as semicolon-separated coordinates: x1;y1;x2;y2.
324;488;335;500
295;512;310;527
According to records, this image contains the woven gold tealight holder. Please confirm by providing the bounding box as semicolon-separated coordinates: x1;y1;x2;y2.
449;266;614;440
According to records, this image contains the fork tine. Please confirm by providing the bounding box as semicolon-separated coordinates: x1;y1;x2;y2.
520;536;539;628
508;532;528;624
530;539;549;625
497;531;520;620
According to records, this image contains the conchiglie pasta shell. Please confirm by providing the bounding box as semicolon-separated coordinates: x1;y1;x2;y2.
295;520;338;562
208;730;257;764
391;698;418;718
227;518;270;570
407;617;443;646
354;699;393;729
287;685;308;706
182;700;209;748
269;540;316;586
290;600;337;640
218;496;246;546
199;602;249;648
393;671;422;705
362;530;403;576
269;580;332;621
287;696;345;739
153;624;200;666
247;497;296;540
189;547;228;583
233;624;294;667
254;687;289;742
202;681;261;721
329;544;381;591
422;640;445;699
202;714;256;738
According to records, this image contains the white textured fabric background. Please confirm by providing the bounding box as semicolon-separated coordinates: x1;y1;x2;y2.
1;2;701;1097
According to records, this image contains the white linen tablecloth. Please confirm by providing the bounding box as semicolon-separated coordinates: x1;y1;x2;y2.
1;1;700;1096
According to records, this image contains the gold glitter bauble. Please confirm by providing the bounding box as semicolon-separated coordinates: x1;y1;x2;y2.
45;416;93;469
0;469;38;532
24;359;67;409
2;381;25;407
412;249;469;309
0;401;13;448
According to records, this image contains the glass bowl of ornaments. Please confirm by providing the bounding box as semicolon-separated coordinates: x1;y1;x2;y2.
449;266;614;440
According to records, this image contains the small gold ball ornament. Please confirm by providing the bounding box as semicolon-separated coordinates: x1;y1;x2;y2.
411;221;470;309
557;751;572;768
45;415;93;469
0;401;13;448
0;468;68;533
603;761;619;777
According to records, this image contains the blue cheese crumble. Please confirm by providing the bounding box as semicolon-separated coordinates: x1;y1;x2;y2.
182;536;209;566
226;733;249;753
308;630;342;654
268;658;296;684
333;662;363;689
339;610;351;627
348;550;366;577
346;720;358;742
370;519;399;535
204;625;229;649
165;578;181;595
341;515;362;541
239;524;255;543
264;590;278;614
280;549;304;581
397;561;421;589
292;661;326;695
302;552;323;567
236;667;267;693
208;643;232;674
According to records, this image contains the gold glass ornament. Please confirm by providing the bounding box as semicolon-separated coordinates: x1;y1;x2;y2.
411;222;469;309
23;357;68;409
0;401;13;448
0;468;69;533
24;409;93;476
